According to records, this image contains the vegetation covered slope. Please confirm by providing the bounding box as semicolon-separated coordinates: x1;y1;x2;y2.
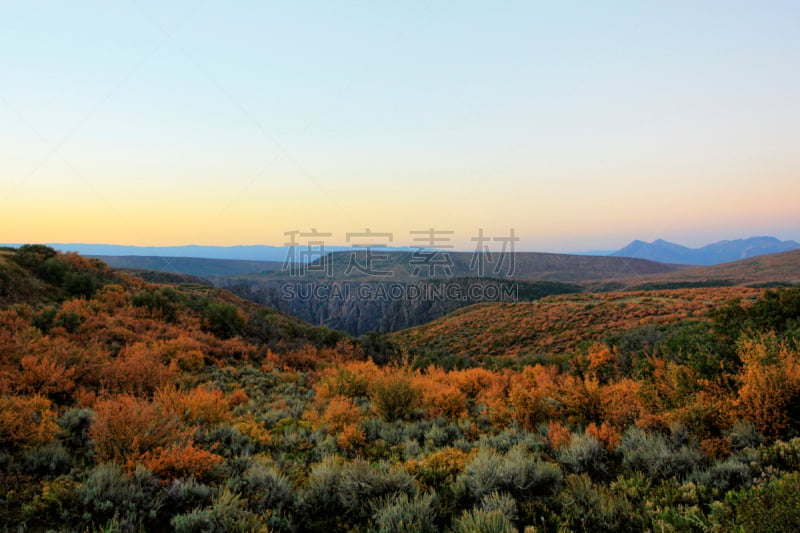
94;255;285;278
610;248;800;289
249;250;686;283
2;246;800;532
391;287;763;364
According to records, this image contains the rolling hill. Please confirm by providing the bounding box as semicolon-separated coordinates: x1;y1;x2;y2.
249;250;686;283
611;248;800;290
91;255;285;278
390;286;764;361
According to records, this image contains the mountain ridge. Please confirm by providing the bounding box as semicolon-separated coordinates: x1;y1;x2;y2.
611;236;799;265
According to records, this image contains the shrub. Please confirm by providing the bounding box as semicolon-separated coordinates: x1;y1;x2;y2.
131;287;183;322
100;343;176;396
0;395;57;451
705;456;753;492
171;488;267;533
727;472;800;533
20;477;80;530
22;442;72;477
78;463;161;533
558;432;608;479
618;427;703;481
479;491;518;523
727;420;765;451
63;271;98;299
203;302;247;339
240;462;294;514
161;478;214;521
12;244;58;271
136;441;224;481
558;473;637;533
90;395;181;466
371;492;440;533
58;408;94;458
336;459;417;524
302;457;417;530
370;370;421;422
452;507;515;533
459;446;562;504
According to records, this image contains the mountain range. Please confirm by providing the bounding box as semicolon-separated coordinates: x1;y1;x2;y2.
610;236;799;265
3;236;797;266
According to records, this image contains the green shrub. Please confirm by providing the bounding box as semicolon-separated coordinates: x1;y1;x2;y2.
727;472;800;532
38;256;68;285
203;302;247;339
371;492;440;533
618;427;703;481
557;432;608;479
558;473;639;533
452;507;515;533
479;491;517;523
728;420;765;451
459;446;562;505
161;478;214;522
302;457;416;530
131;287;184;322
58;407;94;459
78;464;161;533
63;271;97;299
22;442;72;477
171;488;267;533
12;244;58;270
370;371;421;422
240;462;293;514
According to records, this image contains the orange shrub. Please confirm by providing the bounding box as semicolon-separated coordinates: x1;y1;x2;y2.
547;420;572;450
450;367;500;403
0;395;57;450
135;440;224;481
600;378;642;428
227;388;250;409
93;284;131;312
91;395;182;464
559;375;603;426
100;342;176;396
736;336;800;437
315;360;378;401
336;424;366;453
174;386;232;426
506;380;552;430
18;353;76;399
586;422;621;451
416;368;468;421
310;395;363;434
233;414;272;447
405;447;472;491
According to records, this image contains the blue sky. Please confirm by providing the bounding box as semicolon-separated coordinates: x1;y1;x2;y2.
2;1;799;251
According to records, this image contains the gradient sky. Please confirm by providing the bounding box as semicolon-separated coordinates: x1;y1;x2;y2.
2;1;799;252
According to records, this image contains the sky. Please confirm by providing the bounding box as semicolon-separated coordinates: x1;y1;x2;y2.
2;1;799;252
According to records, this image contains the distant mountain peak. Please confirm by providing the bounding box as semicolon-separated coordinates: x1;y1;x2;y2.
612;236;799;266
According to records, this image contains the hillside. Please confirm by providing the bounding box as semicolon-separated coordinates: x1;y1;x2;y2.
611;248;800;290
250;250;686;283
612;236;799;265
93;255;285;278
0;245;356;354
391;287;763;362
